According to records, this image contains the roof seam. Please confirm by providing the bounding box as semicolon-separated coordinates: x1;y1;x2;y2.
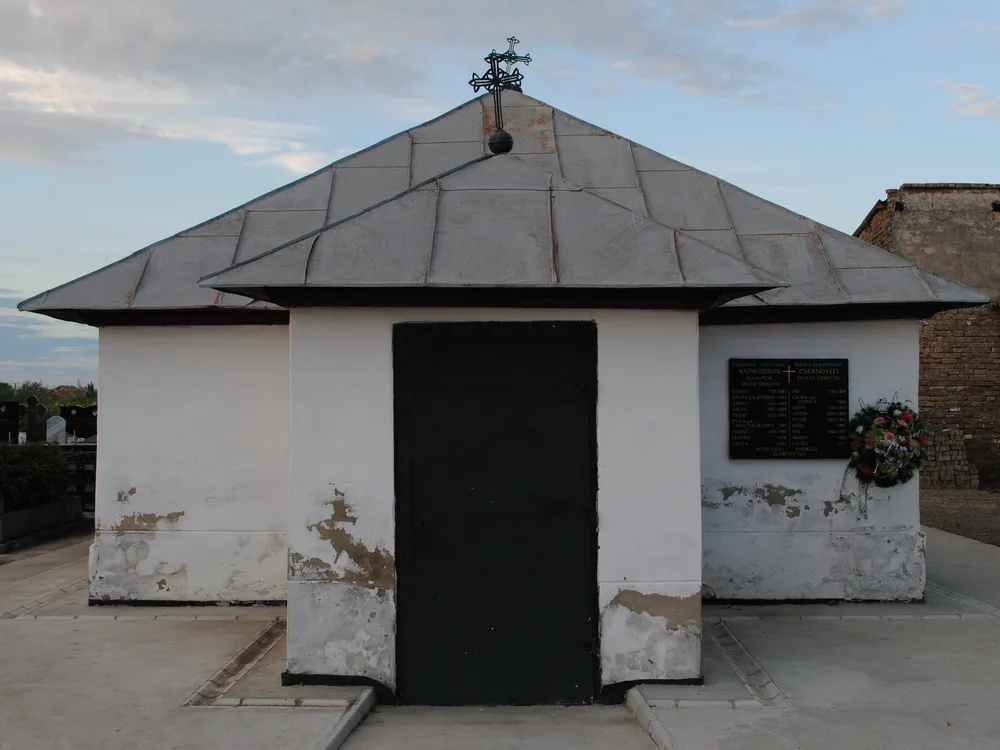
303;235;323;285
229;208;252;267
811;225;852;304
406;130;415;188
548;174;560;285
714;178;748;263
324;166;339;225
909;267;941;302
674;229;687;284
627;142;652;219
129;249;155;308
423;181;442;284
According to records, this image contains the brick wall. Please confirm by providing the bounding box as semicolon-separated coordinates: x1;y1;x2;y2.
857;202;893;250
919;306;1000;489
857;187;1000;490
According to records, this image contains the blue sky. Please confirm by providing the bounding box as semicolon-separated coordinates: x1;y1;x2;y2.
1;0;997;385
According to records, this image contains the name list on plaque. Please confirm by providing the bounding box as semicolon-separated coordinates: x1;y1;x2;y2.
729;359;850;460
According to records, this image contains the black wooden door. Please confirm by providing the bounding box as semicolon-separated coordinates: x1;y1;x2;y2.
394;322;599;706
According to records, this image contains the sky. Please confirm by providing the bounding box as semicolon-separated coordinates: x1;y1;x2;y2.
1;0;997;385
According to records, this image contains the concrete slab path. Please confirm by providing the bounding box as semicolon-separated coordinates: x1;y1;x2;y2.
5;525;1000;749
639;527;1000;750
343;706;657;749
0;532;354;750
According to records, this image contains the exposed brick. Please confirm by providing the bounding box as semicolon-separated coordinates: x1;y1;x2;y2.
858;185;1000;489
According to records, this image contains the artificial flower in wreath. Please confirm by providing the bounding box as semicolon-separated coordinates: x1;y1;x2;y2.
848;400;927;488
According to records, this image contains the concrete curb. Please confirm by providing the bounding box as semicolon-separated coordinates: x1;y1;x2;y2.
0;576;88;619
627;687;677;750
319;687;375;750
708;621;794;708
181;619;286;707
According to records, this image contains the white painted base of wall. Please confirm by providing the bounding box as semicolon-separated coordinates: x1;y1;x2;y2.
599;582;701;684
703;530;926;601
89;530;286;602
286;581;395;688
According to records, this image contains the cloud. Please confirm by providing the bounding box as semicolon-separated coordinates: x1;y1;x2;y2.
0;307;98;340
0;0;902;167
728;0;903;31
0;60;329;171
940;81;1000;117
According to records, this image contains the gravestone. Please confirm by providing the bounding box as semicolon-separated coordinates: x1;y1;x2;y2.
0;401;20;444
61;405;98;440
47;416;67;444
729;359;850;460
23;396;48;443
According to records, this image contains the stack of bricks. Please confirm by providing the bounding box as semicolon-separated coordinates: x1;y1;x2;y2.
921;428;979;490
918;305;1000;489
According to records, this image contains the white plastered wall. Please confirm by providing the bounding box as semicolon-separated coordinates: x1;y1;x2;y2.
92;326;289;602
286;308;703;689
700;320;924;601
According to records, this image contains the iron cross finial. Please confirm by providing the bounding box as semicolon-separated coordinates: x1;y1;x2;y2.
500;36;532;73
470;36;533;153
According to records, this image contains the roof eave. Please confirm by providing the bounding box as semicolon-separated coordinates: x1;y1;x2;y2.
201;284;783;311
702;298;988;326
22;307;290;327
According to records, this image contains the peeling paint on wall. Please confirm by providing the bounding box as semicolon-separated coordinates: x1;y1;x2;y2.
116;487;137;503
286;581;396;688
88;531;287;602
112;511;184;535
600;590;701;683
301;489;394;591
712;483;805;508
703;530;926;600
607;590;701;630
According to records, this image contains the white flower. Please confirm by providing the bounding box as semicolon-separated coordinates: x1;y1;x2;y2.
894;410;902;416
856;426;864;434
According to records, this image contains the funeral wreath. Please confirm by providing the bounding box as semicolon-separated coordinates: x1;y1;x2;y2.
848;400;926;488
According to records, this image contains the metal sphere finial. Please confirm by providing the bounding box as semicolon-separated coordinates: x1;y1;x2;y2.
488;130;514;155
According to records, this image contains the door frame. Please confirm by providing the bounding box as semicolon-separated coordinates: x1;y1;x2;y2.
391;320;601;705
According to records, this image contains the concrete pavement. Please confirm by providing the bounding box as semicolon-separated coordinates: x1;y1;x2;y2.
343;706;657;749
631;526;1000;750
0;531;357;750
4;525;1000;748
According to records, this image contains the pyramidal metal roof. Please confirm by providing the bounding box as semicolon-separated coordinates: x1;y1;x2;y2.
199;154;784;301
19;90;987;323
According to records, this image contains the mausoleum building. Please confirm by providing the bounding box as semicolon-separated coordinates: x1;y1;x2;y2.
19;90;986;704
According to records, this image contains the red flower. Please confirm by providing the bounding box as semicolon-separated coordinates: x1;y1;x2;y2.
898;412;914;426
865;439;875;449
874;417;886;426
919;437;929;446
885;432;896;441
859;465;874;476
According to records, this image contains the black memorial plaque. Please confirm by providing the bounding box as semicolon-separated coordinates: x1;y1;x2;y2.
729;359;850;460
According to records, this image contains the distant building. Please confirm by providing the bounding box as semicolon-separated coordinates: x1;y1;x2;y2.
856;184;1000;489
